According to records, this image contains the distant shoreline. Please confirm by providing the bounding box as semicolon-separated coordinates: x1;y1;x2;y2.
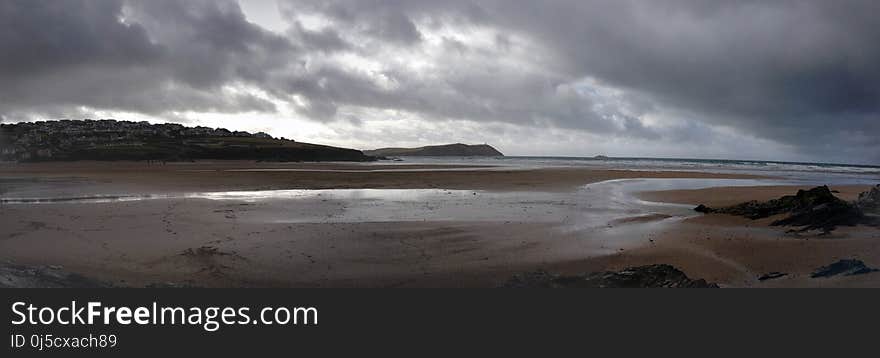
0;160;770;193
496;155;880;169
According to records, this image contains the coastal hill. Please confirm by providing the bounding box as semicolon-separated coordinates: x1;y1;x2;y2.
364;143;503;157
0;119;375;162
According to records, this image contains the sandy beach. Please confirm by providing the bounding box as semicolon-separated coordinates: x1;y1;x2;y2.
1;160;878;287
0;160;768;192
592;185;880;287
638;185;872;207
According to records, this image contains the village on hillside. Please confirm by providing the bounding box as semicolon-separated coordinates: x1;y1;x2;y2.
0;119;278;161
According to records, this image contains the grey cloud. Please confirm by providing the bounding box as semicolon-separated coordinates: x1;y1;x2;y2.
279;0;426;46
0;1;161;78
365;11;422;45
2;0;879;163
275;0;880;162
0;0;290;117
478;0;880;159
126;0;296;86
289;22;351;53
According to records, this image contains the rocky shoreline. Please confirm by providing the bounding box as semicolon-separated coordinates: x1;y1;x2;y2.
694;185;880;233
501;265;720;288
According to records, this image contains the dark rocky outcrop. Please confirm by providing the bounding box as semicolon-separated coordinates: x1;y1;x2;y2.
694;204;713;213
0;263;113;288
857;184;880;212
364;143;503;157
695;186;846;219
757;272;788;281
501;264;719;288
694;185;877;233
810;259;878;278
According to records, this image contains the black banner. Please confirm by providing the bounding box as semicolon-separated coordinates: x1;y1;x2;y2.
2;289;877;356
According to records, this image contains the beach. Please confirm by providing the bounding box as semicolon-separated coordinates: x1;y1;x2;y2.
0;160;768;192
1;159;879;287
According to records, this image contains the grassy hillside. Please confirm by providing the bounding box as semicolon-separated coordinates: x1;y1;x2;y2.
0;120;375;162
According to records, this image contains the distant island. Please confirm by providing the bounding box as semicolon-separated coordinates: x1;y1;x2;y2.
364;143;503;157
0;119;375;162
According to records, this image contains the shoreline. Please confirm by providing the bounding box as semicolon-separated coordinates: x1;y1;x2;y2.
637;184;872;207
0;160;771;193
2;161;878;287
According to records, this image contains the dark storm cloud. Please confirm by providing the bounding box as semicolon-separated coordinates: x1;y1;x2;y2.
276;0;880;161
1;0;879;162
0;0;290;117
480;0;880;153
126;0;296;86
289;22;351;53
0;1;160;78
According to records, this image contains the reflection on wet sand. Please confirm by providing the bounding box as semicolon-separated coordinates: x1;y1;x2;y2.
2;178;785;227
2;165;878;287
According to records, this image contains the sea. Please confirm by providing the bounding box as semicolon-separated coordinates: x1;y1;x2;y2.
388;156;880;186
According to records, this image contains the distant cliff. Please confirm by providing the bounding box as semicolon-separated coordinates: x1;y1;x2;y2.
364;143;503;157
0;119;375;162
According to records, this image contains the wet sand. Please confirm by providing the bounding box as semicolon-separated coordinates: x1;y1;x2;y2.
637;185;872;207
0;160;768;193
0;197;645;288
617;185;880;287
6;196;876;288
1;161;878;287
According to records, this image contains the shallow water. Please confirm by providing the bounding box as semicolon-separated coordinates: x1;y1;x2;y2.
387;156;880;185
3;176;866;255
0;178;794;230
1;151;871;236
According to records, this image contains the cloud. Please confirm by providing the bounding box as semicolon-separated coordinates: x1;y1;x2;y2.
271;0;880;162
0;1;160;78
0;0;290;117
470;0;880;159
1;0;878;163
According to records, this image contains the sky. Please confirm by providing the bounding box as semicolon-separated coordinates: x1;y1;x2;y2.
1;0;879;164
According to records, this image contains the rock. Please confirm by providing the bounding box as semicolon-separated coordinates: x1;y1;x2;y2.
694;204;714;213
857;184;880;212
0;263;113;288
501;264;719;288
757;272;788;281
694;186;870;233
810;259;878;278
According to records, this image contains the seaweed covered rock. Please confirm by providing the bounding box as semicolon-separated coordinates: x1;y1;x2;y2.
758;272;788;281
709;186;846;219
810;259;878;278
857;184;880;212
501;264;718;288
693;186;870;233
694;204;714;213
